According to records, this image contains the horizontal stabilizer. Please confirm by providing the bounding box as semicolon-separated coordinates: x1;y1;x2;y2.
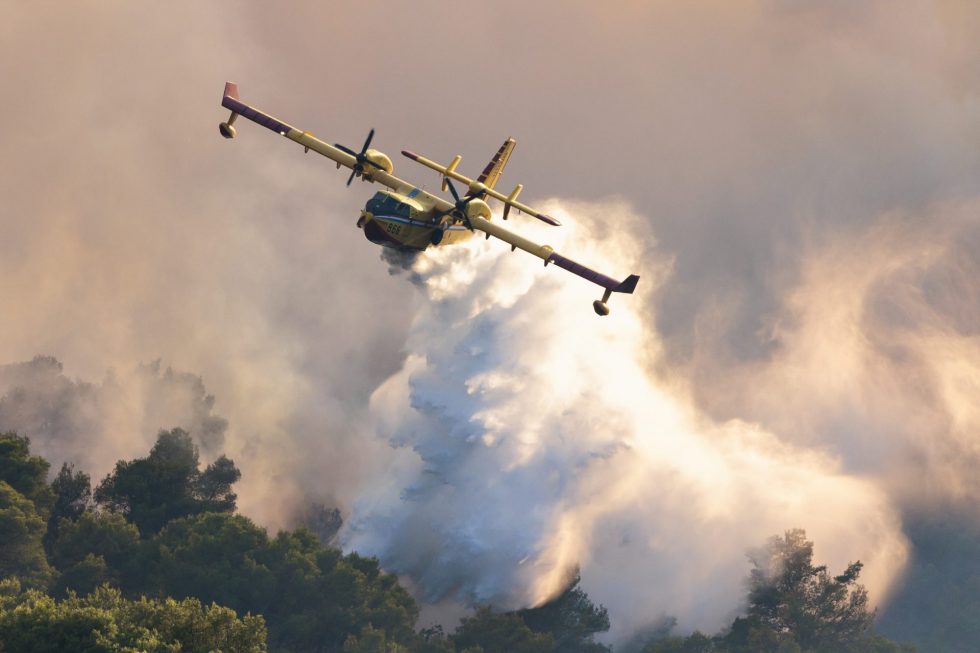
401;149;560;226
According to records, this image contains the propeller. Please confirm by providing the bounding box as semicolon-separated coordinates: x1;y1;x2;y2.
439;177;487;230
335;128;384;186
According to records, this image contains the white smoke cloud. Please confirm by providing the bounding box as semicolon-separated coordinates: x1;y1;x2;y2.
342;202;909;639
0;356;228;478
691;202;980;509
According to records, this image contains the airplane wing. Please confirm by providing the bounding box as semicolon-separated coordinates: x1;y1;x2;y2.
469;215;639;314
219;82;409;193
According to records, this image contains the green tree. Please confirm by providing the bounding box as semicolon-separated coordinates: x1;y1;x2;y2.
725;617;802;653
49;462;91;522
0;480;54;588
0;432;54;515
194;454;242;513
643;632;719;653
150;512;275;611
144;512;420;652
343;624;411;653
48;511;141;596
639;531;915;653
453;606;556;653
94;428;240;535
0;582;266;653
44;462;91;551
724;529;893;653
414;625;455;653
259;532;419;652
518;573;610;652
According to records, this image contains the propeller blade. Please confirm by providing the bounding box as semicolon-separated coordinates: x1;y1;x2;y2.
335;143;358;157
360;128;375;154
445;177;461;202
347;168;358;186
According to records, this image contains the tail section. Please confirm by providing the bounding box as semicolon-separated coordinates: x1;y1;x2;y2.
401;141;560;227
477;137;516;191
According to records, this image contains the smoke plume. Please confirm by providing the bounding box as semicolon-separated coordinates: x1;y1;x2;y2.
689;202;980;511
0;356;227;477
343;202;910;639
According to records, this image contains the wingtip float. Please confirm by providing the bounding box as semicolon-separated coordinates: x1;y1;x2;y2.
218;82;639;315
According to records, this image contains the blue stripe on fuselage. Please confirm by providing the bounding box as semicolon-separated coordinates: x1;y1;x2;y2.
374;214;468;231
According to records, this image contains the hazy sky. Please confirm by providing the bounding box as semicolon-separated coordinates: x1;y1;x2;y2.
2;0;979;640
6;0;978;364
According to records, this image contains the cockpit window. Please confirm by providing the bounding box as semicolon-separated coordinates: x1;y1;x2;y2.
367;192;411;217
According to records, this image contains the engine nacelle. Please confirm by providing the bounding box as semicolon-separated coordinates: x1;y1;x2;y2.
363;149;394;175
465;198;492;221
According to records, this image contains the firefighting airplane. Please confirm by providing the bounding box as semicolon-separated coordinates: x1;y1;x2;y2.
218;82;638;315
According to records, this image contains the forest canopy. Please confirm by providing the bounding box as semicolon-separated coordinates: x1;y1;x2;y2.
0;429;914;652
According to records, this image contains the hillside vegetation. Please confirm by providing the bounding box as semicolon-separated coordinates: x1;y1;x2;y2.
0;430;913;652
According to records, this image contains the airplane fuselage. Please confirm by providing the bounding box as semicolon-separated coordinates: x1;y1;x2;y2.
357;189;473;251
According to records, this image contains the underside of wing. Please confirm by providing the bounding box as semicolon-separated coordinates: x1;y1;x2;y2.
469;216;639;315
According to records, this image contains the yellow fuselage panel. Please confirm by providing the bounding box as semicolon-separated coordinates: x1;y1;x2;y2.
361;212;474;251
360;190;472;251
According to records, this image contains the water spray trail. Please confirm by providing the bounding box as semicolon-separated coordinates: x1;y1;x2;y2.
343;201;908;638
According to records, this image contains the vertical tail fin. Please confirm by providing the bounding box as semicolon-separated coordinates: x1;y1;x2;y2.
477;137;516;191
